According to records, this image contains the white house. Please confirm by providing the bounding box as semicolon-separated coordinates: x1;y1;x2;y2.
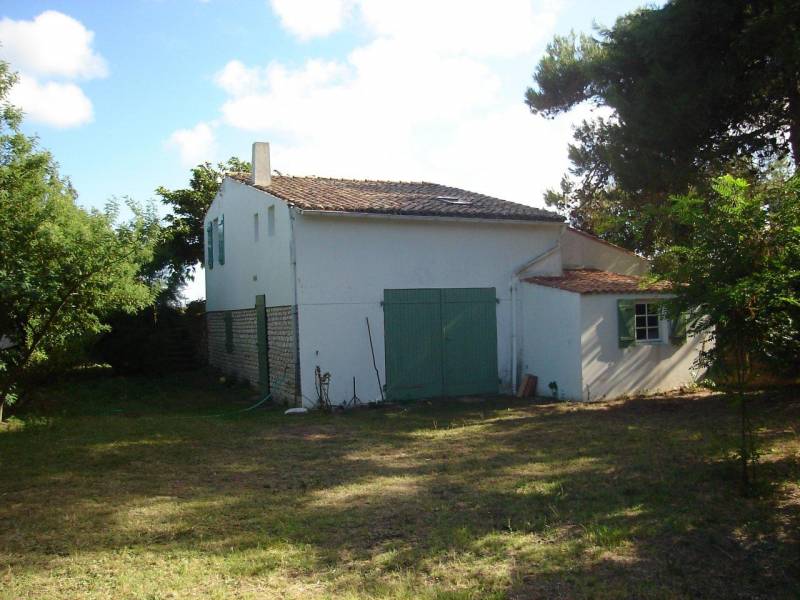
203;143;705;406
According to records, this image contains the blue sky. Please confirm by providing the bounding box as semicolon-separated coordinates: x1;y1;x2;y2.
1;0;651;297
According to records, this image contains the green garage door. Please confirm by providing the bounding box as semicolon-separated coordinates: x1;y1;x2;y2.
383;288;498;400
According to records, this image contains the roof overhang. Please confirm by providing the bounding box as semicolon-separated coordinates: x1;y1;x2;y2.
292;207;564;227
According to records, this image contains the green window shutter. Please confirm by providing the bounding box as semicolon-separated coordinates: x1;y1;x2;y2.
218;214;225;265
617;299;635;348
206;222;214;269
670;311;688;345
224;311;234;353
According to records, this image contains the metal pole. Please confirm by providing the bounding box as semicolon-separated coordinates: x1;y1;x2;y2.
366;317;384;402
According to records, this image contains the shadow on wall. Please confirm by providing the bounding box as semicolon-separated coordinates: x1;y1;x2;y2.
580;310;708;401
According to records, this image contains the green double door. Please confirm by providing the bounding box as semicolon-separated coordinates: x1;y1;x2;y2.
383;288;498;400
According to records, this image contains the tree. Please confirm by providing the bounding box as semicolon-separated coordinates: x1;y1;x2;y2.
526;0;800;254
654;174;800;493
0;61;159;420
153;158;250;301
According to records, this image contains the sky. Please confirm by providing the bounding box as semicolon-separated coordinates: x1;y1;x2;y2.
1;0;651;299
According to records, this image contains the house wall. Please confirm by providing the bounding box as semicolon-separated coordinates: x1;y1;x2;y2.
207;309;260;386
579;293;706;401
204;178;294;312
205;306;297;404
518;284;583;400
292;213;563;406
266;306;298;405
561;229;649;276
204;178;298;403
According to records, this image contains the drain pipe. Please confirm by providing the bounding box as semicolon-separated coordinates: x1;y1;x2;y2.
510;275;519;393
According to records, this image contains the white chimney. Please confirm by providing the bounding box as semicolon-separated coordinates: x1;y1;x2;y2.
251;142;271;187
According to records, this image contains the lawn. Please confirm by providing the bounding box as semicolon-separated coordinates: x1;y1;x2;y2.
1;373;798;599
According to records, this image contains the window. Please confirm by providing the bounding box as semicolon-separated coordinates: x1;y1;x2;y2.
435;195;472;205
254;213;260;242
217;215;225;265
635;302;661;341
267;205;275;236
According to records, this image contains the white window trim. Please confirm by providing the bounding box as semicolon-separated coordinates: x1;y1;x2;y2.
634;301;663;344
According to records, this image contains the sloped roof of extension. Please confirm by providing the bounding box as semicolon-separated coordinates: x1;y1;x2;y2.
524;268;673;295
229;173;563;223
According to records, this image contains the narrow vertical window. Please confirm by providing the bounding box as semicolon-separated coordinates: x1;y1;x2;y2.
267;205;275;236
254;213;260;242
218;215;225;265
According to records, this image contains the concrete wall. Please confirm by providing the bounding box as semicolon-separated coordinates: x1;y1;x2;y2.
561;229;649;276
292;213;563;406
204;178;294;312
579;293;706;401
518;284;583;400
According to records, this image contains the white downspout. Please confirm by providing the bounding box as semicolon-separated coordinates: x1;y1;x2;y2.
510;275;519;393
289;207;301;406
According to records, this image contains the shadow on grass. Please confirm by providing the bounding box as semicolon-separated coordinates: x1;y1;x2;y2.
1;375;798;598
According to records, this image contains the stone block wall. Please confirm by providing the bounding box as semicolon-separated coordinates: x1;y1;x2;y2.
207;309;260;386
207;306;298;405
266;306;298;405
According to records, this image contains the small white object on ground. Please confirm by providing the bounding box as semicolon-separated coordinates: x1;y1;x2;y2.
284;407;309;415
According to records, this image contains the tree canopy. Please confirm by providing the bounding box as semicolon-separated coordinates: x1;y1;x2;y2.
654;174;800;490
153;158;250;301
526;0;800;253
0;61;159;418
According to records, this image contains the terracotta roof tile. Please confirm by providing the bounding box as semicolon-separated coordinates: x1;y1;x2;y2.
524;268;672;295
229;173;563;223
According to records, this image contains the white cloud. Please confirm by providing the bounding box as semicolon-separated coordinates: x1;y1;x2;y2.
357;0;560;58
7;75;93;128
204;0;577;206
166;122;217;166
269;0;351;40
214;60;265;97
270;0;560;55
0;11;107;79
0;11;107;129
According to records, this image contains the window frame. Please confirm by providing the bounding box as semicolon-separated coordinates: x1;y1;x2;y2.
634;301;662;343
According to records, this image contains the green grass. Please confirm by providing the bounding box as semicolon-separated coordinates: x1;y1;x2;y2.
1;372;798;599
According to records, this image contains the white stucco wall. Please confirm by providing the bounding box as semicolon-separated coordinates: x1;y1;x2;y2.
204;178;294;311
292;213;563;406
561;229;649;276
518;284;583;400
579;293;706;401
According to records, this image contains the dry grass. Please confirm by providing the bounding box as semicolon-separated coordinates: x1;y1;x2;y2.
1;372;798;599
